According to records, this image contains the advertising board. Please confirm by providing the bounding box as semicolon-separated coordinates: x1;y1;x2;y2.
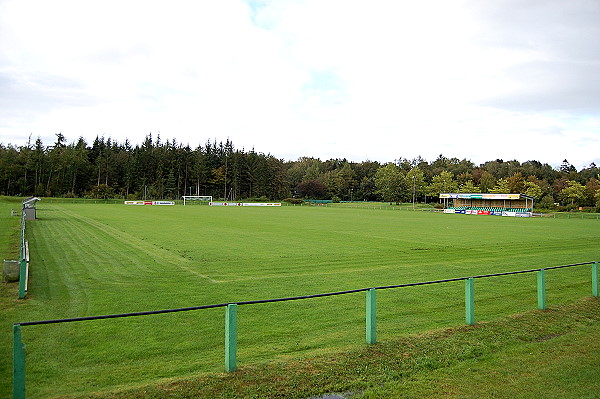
124;201;175;206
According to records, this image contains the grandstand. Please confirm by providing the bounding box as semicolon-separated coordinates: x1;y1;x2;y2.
440;193;534;217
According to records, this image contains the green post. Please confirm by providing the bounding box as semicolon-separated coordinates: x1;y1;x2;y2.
225;304;237;372
592;262;599;297
366;288;376;344
17;259;26;299
537;269;546;310
465;278;475;325
13;324;25;399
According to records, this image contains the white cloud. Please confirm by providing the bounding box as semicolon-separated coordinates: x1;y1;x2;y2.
0;0;599;169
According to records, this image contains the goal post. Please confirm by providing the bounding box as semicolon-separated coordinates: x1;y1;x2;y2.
182;196;213;206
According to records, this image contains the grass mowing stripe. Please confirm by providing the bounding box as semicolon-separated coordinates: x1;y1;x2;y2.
55;206;221;283
29;218;90;315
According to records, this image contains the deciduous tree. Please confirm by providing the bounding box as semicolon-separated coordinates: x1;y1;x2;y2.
559;181;586;205
489;178;510;193
427;171;458;197
375;163;408;203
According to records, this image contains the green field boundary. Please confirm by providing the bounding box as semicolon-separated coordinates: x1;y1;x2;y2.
35;197;600;218
536;212;600;219
12;261;599;399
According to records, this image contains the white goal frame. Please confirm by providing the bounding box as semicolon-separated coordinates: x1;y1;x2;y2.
182;196;213;206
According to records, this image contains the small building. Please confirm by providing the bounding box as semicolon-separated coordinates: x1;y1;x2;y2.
22;197;41;220
439;193;534;217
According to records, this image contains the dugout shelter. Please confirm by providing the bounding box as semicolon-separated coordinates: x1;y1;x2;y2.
22;197;41;220
440;193;534;217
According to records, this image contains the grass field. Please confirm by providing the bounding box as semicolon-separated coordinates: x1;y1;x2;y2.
0;199;598;398
72;298;600;399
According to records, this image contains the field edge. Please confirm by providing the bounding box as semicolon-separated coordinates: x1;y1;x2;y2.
62;296;600;399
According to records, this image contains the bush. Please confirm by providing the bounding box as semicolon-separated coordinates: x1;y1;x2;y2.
433;203;444;209
557;204;579;212
331;196;341;203
537;195;557;211
560;206;597;213
283;198;303;205
249;196;269;203
87;184;116;199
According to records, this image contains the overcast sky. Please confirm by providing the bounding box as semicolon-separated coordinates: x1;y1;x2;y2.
1;0;599;168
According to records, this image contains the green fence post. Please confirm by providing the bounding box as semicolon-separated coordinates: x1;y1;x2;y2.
465;278;475;325
592;262;599;297
17;259;26;299
366;288;376;344
225;304;237;372
537;269;546;310
13;324;25;399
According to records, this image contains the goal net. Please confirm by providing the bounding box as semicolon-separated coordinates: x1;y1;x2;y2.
182;196;213;206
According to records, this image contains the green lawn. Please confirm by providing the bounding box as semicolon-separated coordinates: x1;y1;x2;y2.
76;298;599;399
0;199;598;398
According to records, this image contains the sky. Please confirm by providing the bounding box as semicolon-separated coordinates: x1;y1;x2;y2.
1;0;599;169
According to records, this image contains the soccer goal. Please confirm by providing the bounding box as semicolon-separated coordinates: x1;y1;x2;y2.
182;196;213;206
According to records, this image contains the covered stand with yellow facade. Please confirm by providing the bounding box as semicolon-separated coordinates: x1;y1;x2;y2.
440;193;534;217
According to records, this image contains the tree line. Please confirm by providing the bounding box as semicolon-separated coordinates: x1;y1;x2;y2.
0;133;599;210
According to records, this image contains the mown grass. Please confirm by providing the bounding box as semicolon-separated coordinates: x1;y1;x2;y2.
0;199;598;398
63;297;600;399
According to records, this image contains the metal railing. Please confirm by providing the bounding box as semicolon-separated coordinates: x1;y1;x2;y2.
17;211;28;299
12;261;599;399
